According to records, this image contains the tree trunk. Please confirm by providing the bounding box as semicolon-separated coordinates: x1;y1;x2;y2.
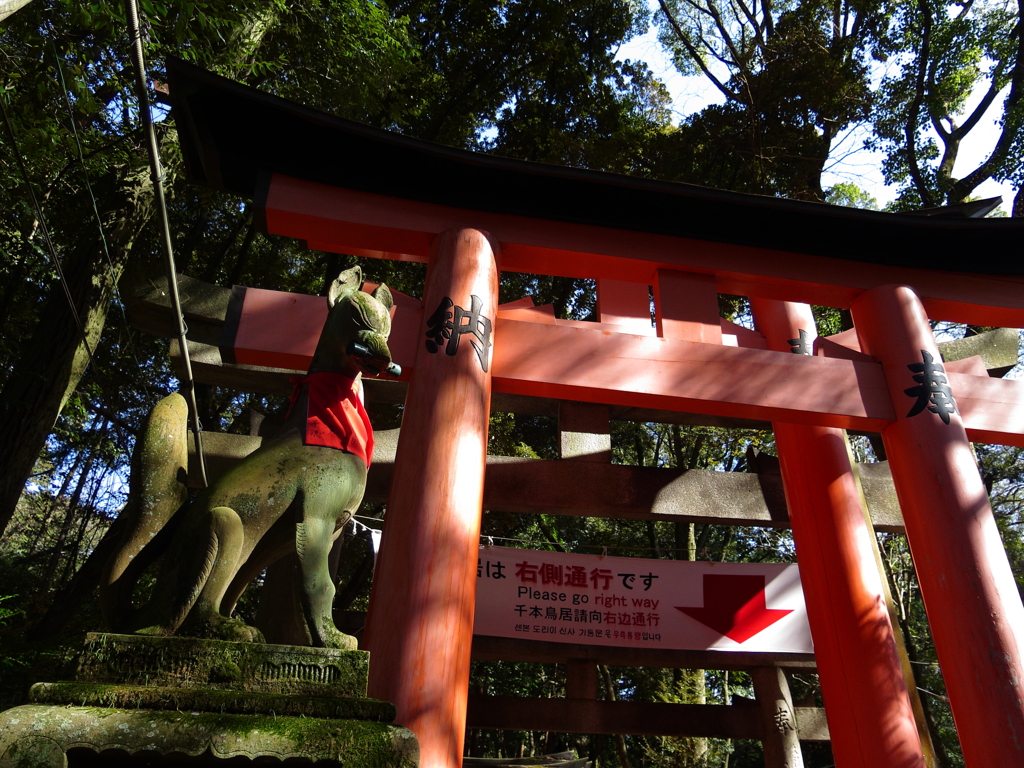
0;157;154;539
599;664;632;768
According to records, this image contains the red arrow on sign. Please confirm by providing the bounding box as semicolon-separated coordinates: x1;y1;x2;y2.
675;574;793;643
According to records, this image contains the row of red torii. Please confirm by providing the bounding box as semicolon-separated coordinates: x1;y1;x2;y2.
169;59;1024;768
255;179;1023;768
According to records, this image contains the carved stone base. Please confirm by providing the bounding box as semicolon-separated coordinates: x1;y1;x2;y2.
0;634;418;767
29;682;395;721
75;633;369;696
0;705;418;767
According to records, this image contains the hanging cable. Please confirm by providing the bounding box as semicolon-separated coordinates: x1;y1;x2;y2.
123;0;207;486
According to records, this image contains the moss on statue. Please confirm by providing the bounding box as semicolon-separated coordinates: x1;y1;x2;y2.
30;681;396;721
76;633;369;696
0;705;419;767
0;628;418;766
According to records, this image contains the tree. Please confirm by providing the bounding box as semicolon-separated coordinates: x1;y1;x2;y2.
825;181;881;209
653;0;887;200
0;0;418;539
870;0;1024;212
0;0;664;676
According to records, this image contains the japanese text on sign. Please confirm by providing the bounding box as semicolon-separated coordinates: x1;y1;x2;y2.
473;546;812;654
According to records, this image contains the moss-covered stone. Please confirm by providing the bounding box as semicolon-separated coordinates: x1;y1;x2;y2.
3;631;418;766
29;682;396;722
937;326;1020;377
0;704;418;767
75;633;367;697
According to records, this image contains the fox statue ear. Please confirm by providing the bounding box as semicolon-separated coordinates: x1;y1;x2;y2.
327;266;363;309
371;283;394;311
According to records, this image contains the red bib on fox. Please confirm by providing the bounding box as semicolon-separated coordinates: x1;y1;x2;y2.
289;372;374;466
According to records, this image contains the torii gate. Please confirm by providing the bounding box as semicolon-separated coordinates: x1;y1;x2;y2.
168;59;1024;768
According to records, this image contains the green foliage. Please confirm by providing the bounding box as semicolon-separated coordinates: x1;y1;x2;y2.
0;595;28;674
825;182;880;210
654;0;885;200
379;0;660;157
870;0;1024;206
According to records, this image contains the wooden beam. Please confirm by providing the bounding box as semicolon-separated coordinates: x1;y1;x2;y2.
596;279;654;336
938;327;1020;378
145;275;1018;444
176;318;1024;445
655;269;722;344
490;318;896;433
171;338;776;429
187;429;905;532
470;634;816;671
465;694;830;742
138;275;1016;381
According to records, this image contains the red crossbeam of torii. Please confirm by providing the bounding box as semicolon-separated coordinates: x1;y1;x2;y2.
224;172;1024;450
217;175;1024;767
247;175;1024;768
169;56;1024;768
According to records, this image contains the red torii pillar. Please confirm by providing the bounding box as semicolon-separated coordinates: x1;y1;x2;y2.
750;298;926;768
365;228;499;768
852;284;1024;767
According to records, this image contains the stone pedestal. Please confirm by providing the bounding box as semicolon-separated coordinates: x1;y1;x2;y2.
0;633;418;767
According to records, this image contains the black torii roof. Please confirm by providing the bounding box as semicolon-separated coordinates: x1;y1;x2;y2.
167;57;1023;278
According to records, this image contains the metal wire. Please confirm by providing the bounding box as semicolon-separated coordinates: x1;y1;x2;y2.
123;0;208;486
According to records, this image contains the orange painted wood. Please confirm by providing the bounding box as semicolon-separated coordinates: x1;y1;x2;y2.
597;278;654;335
719;318;768;349
263;173;1024;327
364;228;499;768
654;269;722;344
814;334;874;363
944;355;988;376
233;287;326;370
852;284;1024;768
751;298;925;768
496;301;557;324
946;370;1024;446
231;284;422;378
490;317;896;431
224;290;1024;445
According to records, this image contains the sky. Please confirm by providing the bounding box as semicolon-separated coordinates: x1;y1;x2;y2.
616;10;1017;212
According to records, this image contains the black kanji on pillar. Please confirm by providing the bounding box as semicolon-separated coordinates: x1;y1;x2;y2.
787;329;812;355
904;349;957;424
425;294;493;372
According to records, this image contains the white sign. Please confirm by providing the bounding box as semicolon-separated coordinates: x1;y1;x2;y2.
474;546;812;654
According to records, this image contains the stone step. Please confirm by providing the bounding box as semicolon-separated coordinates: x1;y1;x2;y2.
30;682;395;721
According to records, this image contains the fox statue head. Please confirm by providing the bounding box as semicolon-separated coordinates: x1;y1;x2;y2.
311;266;400;379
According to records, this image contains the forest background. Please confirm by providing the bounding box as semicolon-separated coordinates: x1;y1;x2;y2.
0;0;1022;766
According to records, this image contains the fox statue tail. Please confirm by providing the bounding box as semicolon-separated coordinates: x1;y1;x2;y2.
99;392;190;631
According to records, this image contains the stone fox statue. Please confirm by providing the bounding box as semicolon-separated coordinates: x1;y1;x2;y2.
100;267;394;648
